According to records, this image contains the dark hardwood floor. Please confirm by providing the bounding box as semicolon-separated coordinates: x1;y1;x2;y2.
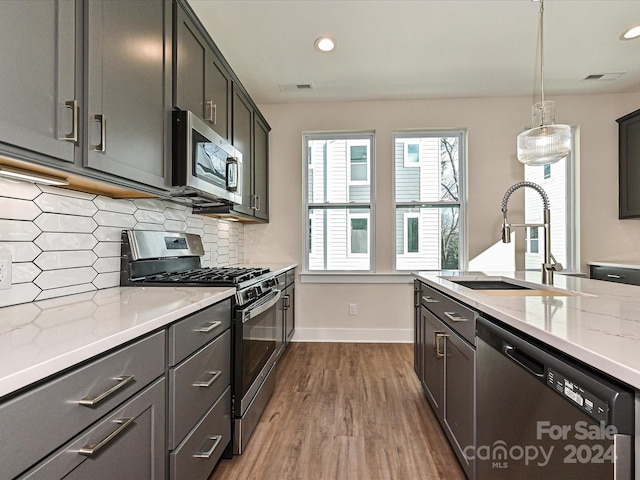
209;342;466;480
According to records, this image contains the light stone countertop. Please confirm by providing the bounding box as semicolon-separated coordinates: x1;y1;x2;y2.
415;271;640;390
587;260;640;270
0;286;236;400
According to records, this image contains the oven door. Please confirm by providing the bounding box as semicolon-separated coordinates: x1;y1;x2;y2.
234;289;281;416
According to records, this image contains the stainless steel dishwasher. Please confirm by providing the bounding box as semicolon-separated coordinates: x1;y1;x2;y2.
476;317;634;479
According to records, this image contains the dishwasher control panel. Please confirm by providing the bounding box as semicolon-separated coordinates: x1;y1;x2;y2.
547;368;609;423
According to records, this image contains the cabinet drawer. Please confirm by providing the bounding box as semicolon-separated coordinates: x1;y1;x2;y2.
420;283;476;344
0;330;165;480
20;378;166;480
169;299;231;366
169;329;231;448
285;268;295;287
170;386;231;480
590;265;640;286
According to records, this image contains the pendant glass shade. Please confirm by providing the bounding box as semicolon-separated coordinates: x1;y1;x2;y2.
517;101;571;166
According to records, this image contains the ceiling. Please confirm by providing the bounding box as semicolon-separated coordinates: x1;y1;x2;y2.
188;0;640;105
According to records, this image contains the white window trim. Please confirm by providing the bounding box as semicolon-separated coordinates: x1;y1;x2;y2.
347;139;370;185
303;132;376;273
403;141;420;168
392;130;467;272
403;212;421;255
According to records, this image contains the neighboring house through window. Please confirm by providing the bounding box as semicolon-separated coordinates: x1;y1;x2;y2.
394;130;466;271
304;132;374;271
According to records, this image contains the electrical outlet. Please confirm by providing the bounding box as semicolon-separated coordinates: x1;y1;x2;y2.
0;248;12;290
349;303;357;316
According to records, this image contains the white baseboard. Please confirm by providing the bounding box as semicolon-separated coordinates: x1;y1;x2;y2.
292;328;413;343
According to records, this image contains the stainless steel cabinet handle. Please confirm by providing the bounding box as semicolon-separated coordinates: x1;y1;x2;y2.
194;320;222;333
205;100;217;124
78;375;135;407
78;417;135;457
444;311;468;322
193;434;222;459
193;370;222;388
434;332;447;359
607;274;622;279
255;195;261;211
91;114;106;152
60;100;78;144
283;294;290;309
422;295;439;303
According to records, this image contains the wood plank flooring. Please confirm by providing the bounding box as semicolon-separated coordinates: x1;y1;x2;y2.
209;342;466;480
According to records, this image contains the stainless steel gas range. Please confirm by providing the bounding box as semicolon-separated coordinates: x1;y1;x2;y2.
120;229;280;454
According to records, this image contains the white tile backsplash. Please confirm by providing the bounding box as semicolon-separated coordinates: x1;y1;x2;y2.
0;177;245;307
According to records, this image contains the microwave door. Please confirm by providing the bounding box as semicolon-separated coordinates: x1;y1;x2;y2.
195;142;226;186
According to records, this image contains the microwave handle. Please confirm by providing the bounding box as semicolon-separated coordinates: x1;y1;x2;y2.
226;158;238;191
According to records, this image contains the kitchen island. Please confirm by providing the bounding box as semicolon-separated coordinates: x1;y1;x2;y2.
416;270;640;389
414;270;640;480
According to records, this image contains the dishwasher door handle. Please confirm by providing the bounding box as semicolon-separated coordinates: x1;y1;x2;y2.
503;344;545;378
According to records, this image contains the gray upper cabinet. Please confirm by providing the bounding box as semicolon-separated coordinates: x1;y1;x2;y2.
175;4;231;140
0;0;171;194
253;115;270;221
232;87;254;218
85;0;171;189
0;0;78;164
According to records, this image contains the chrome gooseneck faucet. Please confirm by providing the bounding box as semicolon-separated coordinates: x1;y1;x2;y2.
501;181;562;285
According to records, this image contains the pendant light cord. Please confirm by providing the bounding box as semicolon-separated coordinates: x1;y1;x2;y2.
539;0;545;105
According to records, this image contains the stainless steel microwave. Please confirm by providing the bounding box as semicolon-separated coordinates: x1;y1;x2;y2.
172;109;242;205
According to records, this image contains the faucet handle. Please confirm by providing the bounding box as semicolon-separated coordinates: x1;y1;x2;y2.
549;253;563;272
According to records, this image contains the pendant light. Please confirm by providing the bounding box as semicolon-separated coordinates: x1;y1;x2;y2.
517;0;571;166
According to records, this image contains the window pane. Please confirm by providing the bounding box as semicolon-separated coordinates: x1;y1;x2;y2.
394;136;459;202
350;145;367;163
307;206;371;271
395;206;460;270
351;163;367;182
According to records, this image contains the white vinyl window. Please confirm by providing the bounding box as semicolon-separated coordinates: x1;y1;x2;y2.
304;132;374;271
524;128;578;272
393;131;466;271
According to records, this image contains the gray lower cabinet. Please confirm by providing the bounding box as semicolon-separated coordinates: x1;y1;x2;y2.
20;378;166;480
0;331;166;480
416;283;475;480
275;268;296;359
168;300;232;480
589;264;640;286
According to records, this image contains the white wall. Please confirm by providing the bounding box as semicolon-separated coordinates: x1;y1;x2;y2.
244;92;640;342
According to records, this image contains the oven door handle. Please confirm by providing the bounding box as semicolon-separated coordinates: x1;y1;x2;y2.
245;289;282;322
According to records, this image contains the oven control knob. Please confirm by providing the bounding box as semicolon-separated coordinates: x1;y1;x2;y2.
254;285;263;297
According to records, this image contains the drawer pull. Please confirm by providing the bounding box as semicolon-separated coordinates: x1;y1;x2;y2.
606;274;622;279
78;375;135;407
422;295;439;303
444;311;468;322
194;320;222;333
193;370;222;388
193;434;222;459
78;417;134;457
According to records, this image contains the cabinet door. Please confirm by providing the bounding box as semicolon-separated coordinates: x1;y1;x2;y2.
617;109;640;218
420;306;445;419
85;0;170;189
0;0;77;163
21;378;166;480
443;330;475;479
232;87;254;216
175;5;230;140
413;281;423;379
253;115;270;221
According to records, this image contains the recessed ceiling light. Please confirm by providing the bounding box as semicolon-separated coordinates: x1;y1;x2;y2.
621;24;640;40
314;36;336;52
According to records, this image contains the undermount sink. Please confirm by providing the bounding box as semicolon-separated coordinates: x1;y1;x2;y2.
447;279;533;290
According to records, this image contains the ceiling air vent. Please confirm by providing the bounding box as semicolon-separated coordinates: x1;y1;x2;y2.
583;73;625;81
278;83;314;92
